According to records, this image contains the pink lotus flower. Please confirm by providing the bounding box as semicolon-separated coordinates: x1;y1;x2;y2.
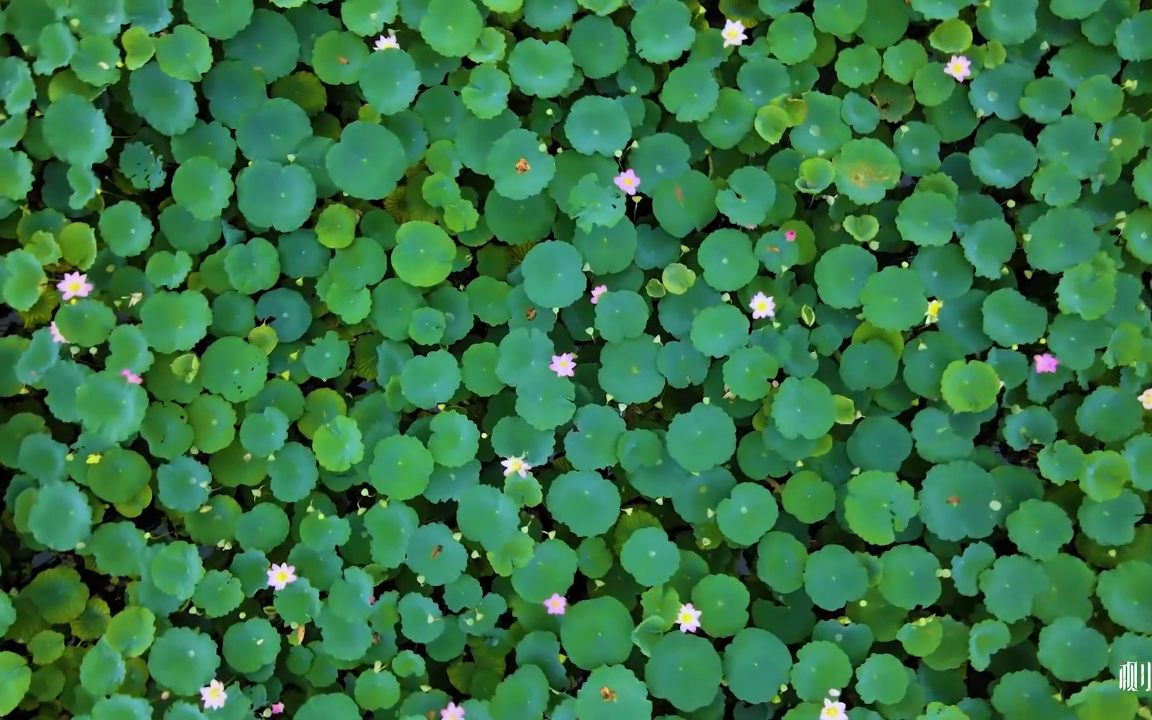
1034;353;1059;374
200;680;227;710
121;369;143;385
944;55;971;82
267;563;297;591
501;456;532;478
591;285;607;304
785;230;796;241
549;353;576;378
749;292;775;320
721;19;747;47
676;603;701;633
50;321;66;344
271;703;285;715
544;593;567;615
1140;388;1152;411
820;697;848;720
441;702;465;720
614;169;640;196
57;272;92;301
374;32;399;50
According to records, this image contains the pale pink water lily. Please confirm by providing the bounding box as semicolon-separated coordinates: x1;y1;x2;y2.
749;292;776;320
50;321;66;344
57;272;92;301
501;455;532;478
590;285;607;304
721;19;747;47
441;702;465;720
549;353;576;378
676;603;701;633
944;55;971;82
820;698;848;720
271;703;285;715
544;593;567;615
374;32;399;50
784;229;796;241
121;369;143;385
614;169;640;196
267;563;297;591
1140;388;1152;411
201;680;227;711
1034;353;1059;374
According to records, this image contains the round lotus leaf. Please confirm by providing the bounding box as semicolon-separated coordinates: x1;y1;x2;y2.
147;627;221;696
1037;617;1108;682
462;63;512;119
28;481;93;551
895;191;955;246
844;471;918;546
129;62;199;136
360;48;421;115
568;15;629;79
511;537;578;603
716;483;778;546
222;617;280;674
840;339;899;391
43;94;113;167
575;665;651;720
389;221;455;288
419;0;483;57
940;360;1000;413
519;240;586;309
660;63;719;123
860;266;927;331
406;522;467;586
1005;499;1074;561
325;121;407;200
767;13;816;65
723;628;793;704
919;460;997;541
689;303;748;358
1079;490;1142;547
564;95;631;157
791;641;853;701
773;377;836;441
1097;561;1152;633
236;160;316;231
855;653;909;704
645;631;722;711
878;545;941;610
546;470;621;537
620;527;679;586
814;244;877;309
506;38;574;98
716;166;775;227
833;137;902;203
630;0;695;63
666;402;736;473
487;128;557;200
369;434;434;501
560;596;634;670
804;545;868;611
296;693;361;720
652;170;718;238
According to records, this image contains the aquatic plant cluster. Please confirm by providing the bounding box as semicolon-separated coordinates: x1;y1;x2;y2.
0;0;1151;719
